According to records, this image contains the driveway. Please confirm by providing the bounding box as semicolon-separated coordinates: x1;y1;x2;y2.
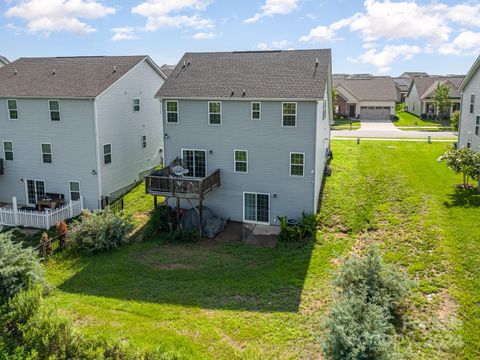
332;119;456;139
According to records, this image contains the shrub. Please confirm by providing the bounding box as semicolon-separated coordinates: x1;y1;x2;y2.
143;205;174;240
56;220;68;249
450;111;459;132
0;232;44;303
438;145;480;189
333;246;412;318
322;295;397;360
69;208;134;253
39;231;52;258
278;212;319;242
420;113;428;119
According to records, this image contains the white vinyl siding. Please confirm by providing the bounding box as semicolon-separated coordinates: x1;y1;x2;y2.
234;149;248;173
103;143;112;165
3;141;13;161
476;116;480;136
166;100;179;123
251;102;261;120
7;99;18;120
243;192;270;224
282;102;297;127
290;152;305;177
208;101;222;125
41;143;52;164
49;100;61;121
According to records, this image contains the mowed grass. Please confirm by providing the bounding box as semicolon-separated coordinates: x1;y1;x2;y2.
44;141;479;359
331;116;361;130
393;111;449;127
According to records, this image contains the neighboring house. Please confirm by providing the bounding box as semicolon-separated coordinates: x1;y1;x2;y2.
160;64;175;78
458;55;480;151
393;77;411;102
0;56;9;68
405;76;464;117
334;77;399;119
400;72;429;78
148;49;332;225
0;55;166;209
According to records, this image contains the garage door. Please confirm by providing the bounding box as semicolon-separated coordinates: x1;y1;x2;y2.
360;106;391;119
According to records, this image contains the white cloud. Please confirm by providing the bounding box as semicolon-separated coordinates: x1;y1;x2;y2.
193;31;218;40
132;0;213;31
256;40;293;50
438;31;480;56
349;44;422;73
111;26;138;41
5;0;116;35
446;4;480;28
299;25;336;43
245;0;299;23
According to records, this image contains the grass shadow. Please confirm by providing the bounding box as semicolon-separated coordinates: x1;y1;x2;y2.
55;237;316;313
444;188;480;208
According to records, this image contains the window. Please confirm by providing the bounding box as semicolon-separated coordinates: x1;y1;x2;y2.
290;152;305;177
133;99;140;112
26;180;45;206
69;181;80;201
234;150;248;173
103;143;112;165
166;100;178;123
142;135;147;148
467;132;473;149
208;101;221;125
282;102;297;127
49;100;60;121
3;141;13;161
182;149;206;178
7;99;18;120
243;192;270;224
476;116;480;136
470;95;475;114
251;102;261;120
41;143;52;164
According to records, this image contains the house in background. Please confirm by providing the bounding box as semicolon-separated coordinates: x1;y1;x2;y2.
0;56;9;68
393;77;411;102
0;55;166;210
147;49;332;225
405;76;464;117
160;64;175;78
458;55;480;151
334;77;399;119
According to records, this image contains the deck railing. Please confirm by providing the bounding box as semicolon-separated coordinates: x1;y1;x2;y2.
145;169;221;199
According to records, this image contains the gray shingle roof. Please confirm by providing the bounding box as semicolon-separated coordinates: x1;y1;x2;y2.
0;56;149;98
160;64;175;78
334;77;399;101
410;76;465;99
156;49;331;99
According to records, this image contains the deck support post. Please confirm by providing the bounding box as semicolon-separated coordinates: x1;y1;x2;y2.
199;199;203;237
176;197;180;230
154;195;158;208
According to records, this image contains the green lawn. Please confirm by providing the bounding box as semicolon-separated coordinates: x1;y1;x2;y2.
331;116;361;130
393;111;450;128
43;141;479;359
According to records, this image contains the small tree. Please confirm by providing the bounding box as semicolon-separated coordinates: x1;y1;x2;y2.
433;83;452;124
438;146;480;189
56;220;68;249
450;111;460;132
40;232;52;257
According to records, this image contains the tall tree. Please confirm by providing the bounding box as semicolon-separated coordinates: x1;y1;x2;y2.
433;83;452;124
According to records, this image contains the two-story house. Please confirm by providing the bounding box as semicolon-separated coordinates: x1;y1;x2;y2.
0;56;166;209
146;50;332;225
458;55;480;151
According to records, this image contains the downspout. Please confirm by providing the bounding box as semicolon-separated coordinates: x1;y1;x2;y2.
93;99;103;208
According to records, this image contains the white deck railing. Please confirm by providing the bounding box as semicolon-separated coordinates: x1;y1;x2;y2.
0;197;84;230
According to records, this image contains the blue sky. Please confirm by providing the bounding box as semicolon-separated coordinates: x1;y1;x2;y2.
0;0;479;76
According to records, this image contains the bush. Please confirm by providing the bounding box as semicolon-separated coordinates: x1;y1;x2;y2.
0;232;44;303
450;111;459;132
69;208;134;253
420;113;428;119
438;145;480;189
333;246;412;317
0;287;185;359
322;295;397;360
143;205;174;240
278;212;319;242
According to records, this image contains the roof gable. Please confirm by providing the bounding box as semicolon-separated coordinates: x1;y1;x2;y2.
459;56;480;91
157;49;331;99
334;77;398;101
0;56;161;98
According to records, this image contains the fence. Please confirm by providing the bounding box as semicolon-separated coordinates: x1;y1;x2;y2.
0;197;84;230
100;195;124;212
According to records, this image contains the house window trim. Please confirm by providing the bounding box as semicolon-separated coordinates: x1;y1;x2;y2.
251;102;261;121
476;116;480;136
181;148;207;178
166;100;179;124
242;192;271;225
103;143;112;166
69;181;81;202
48;100;61;122
282;102;297;127
133;98;140;112
41;143;53;164
3;141;14;161
290;152;305;177
7;99;18;121
208;101;222;125
470;94;475;114
233;149;248;174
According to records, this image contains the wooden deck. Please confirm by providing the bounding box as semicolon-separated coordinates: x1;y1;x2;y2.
145;168;221;199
